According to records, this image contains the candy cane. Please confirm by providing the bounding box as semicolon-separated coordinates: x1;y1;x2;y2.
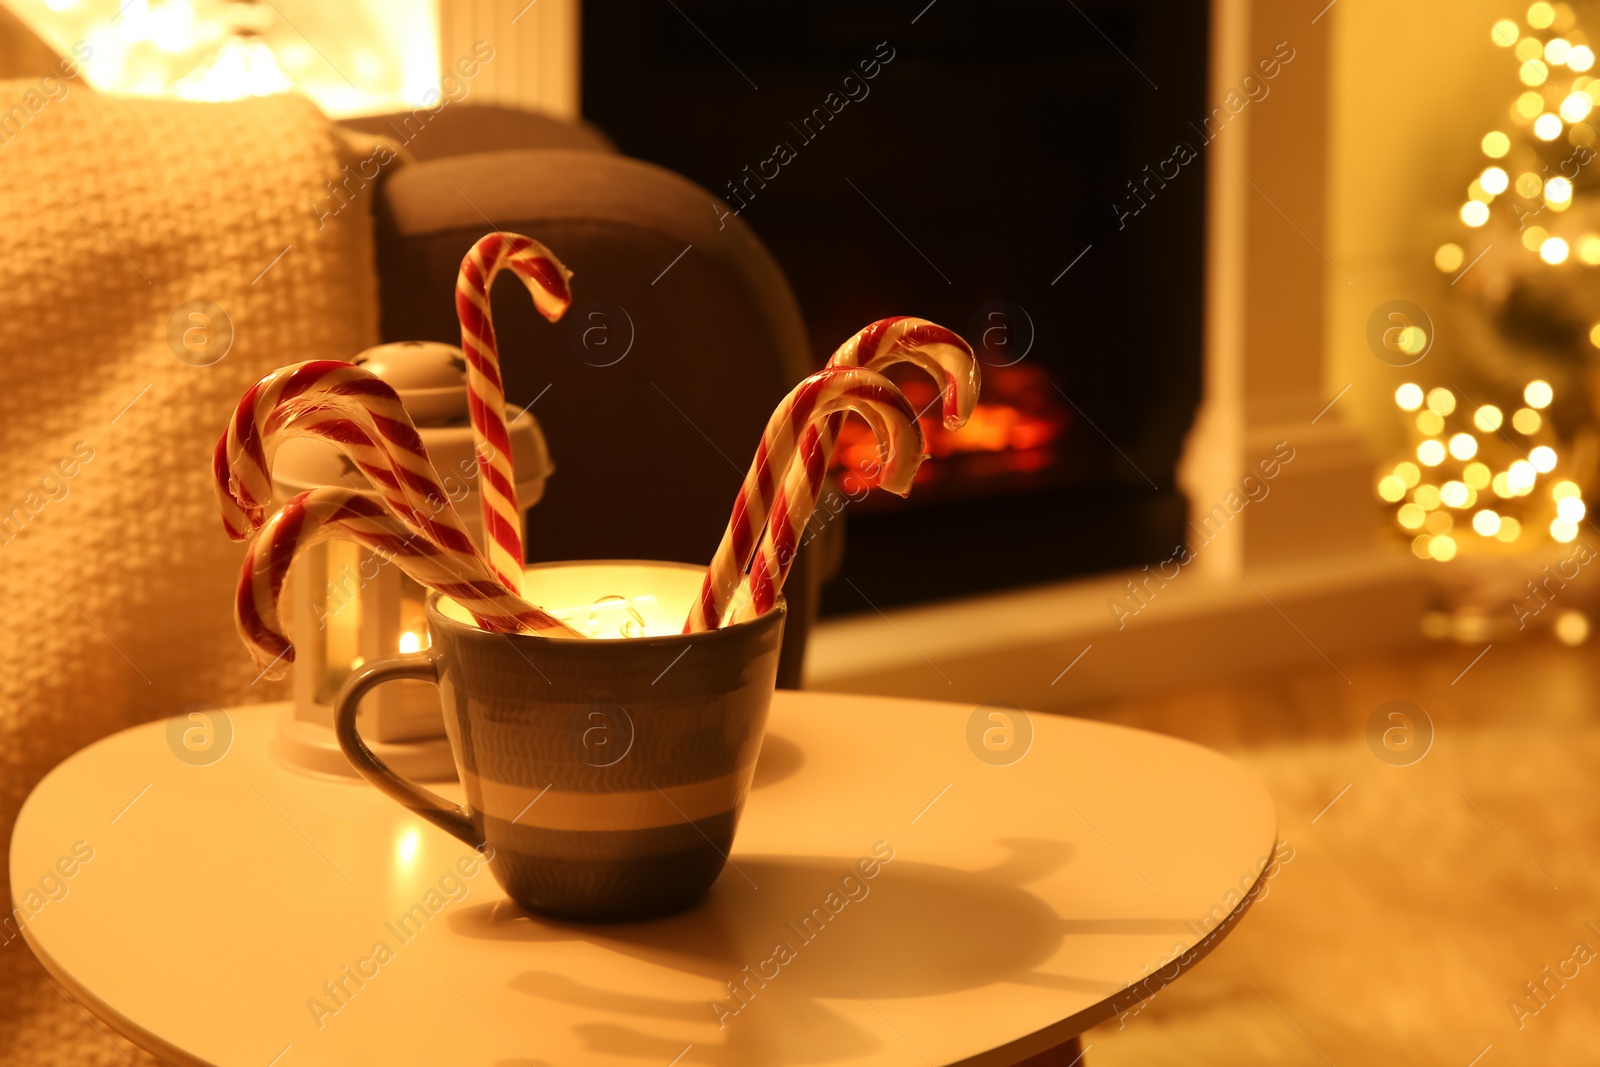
730;318;980;624
214;360;478;562
236;488;579;677
685;366;927;632
456;232;574;595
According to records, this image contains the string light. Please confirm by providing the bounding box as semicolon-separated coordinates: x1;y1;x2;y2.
1395;383;1425;410
1426;387;1457;415
1418;410;1445;435
1534;111;1563;137
1513;407;1543;433
1542;236;1571;262
1473;509;1502;536
1525;379;1554;407
1435;243;1465;271
1474;405;1504;431
1483;130;1512;156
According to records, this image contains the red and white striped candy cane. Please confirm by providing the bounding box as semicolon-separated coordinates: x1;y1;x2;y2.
236;488;579;677
685;366;926;632
456;232;574;595
214;360;479;563
729;318;980;624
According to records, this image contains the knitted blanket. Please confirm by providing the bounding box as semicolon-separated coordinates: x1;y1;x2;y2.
0;84;382;1064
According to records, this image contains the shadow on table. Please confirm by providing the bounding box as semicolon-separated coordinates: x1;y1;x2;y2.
749;731;804;791
451;839;1152;1064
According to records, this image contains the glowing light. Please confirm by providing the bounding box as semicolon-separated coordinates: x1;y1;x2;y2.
1464;462;1491;488
1414;484;1443;510
1396;461;1423;488
1473;406;1504;432
1446;433;1478;460
1480;167;1510;195
1417;410;1445;435
1554;479;1582;499
1524;225;1550;250
1378;475;1406;502
1525;61;1552;87
1493;471;1515;497
1516;91;1546;120
1412;533;1435;559
1426;511;1454;535
1436;243;1465;271
1473;509;1502;536
1530;2;1556;28
1469;179;1493;204
1395;383;1425;410
1542;236;1571;263
44;0;79;9
1555;609;1589;645
1509;459;1538;491
1483;130;1512;156
1562;90;1593;121
1574;121;1598;146
1535;112;1563;138
1579;236;1600;264
1429;534;1458;561
1399;503;1427;529
1461;200;1491;226
1525;379;1554;408
1530;444;1558;472
396;828;420;867
1493;19;1520;45
1418;440;1447;466
1519;36;1548;60
1558;495;1587;522
1591;323;1600;347
1552;518;1580;542
1497;516;1524;542
1426;388;1456;415
1549;38;1575;65
1572;45;1596;71
1513;407;1543;434
398;630;421;653
1518;172;1544;197
1441;481;1471;507
1546;175;1574;203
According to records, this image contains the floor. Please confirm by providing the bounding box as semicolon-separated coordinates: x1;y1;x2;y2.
1077;633;1600;1066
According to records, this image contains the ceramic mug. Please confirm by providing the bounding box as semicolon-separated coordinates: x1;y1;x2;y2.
334;560;785;921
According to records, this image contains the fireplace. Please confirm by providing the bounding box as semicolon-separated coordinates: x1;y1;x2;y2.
583;0;1211;611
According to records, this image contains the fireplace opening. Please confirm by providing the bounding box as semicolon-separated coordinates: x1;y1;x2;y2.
584;0;1210;612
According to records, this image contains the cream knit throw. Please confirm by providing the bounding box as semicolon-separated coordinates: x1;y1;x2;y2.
0;85;381;1065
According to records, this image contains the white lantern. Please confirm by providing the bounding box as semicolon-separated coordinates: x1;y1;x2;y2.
268;342;553;777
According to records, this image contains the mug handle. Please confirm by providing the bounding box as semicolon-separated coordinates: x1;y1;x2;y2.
333;652;481;848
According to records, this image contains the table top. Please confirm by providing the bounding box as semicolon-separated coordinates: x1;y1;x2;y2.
11;693;1276;1067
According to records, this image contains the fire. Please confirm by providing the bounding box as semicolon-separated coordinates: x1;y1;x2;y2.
831;363;1068;490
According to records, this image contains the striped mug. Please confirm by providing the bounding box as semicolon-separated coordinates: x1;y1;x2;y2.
334;560;784;921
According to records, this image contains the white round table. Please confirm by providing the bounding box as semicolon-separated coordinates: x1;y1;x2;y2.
10;693;1275;1066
